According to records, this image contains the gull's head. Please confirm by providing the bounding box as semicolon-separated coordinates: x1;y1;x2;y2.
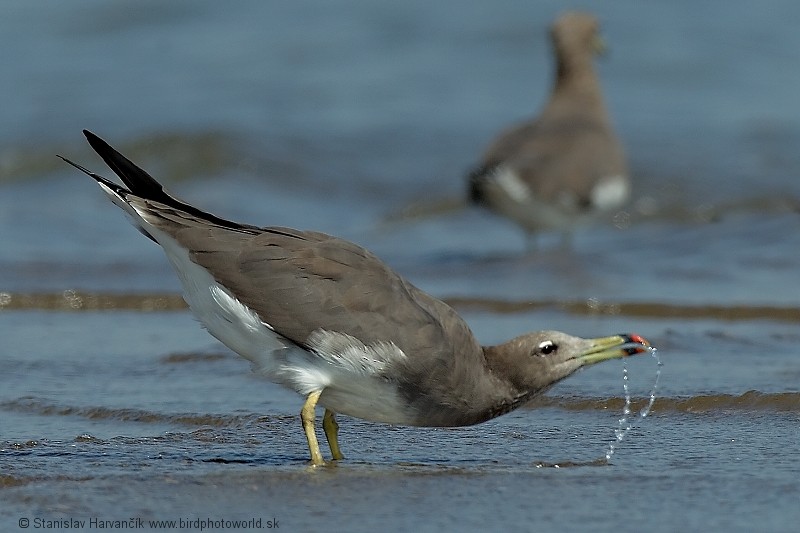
486;331;650;395
551;12;605;64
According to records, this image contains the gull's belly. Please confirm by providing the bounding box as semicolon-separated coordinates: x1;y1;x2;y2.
319;376;416;425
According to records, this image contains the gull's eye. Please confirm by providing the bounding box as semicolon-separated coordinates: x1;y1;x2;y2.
535;340;557;356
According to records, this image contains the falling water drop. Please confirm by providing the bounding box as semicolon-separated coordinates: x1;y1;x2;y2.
605;347;661;462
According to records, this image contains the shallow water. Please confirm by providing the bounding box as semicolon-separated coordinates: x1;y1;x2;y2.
2;1;800;532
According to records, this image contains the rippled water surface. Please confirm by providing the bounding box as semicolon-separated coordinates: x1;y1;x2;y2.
2;1;800;532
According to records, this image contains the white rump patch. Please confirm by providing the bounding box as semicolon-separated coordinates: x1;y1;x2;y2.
591;175;630;210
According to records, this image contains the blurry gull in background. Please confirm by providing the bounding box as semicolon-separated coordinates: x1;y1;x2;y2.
469;12;629;247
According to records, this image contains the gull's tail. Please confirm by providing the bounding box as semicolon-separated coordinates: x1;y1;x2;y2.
59;130;243;238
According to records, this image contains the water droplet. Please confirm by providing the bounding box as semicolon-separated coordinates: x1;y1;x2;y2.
605;347;661;461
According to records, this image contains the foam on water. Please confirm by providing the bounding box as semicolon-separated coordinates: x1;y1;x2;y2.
605;347;662;462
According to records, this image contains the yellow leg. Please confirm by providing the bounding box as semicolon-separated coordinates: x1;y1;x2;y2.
301;390;324;466
323;409;344;461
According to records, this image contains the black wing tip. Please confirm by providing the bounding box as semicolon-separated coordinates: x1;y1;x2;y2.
57;153;93;177
56;133;107;181
83;129;104;147
82;129;115;159
468;163;497;205
57;153;129;193
66;129;245;231
78;129;169;199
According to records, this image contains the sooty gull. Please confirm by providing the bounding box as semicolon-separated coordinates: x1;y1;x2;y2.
61;130;650;466
469;12;629;244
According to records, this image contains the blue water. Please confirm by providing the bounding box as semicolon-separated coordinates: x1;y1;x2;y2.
2;1;800;532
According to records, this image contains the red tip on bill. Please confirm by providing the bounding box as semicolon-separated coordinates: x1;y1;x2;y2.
627;333;650;347
618;333;651;356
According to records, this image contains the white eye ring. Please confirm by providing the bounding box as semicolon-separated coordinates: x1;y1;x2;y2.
537;340;557;355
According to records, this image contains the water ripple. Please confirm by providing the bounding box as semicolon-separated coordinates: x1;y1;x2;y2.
529;390;800;413
0;397;270;428
3;291;800;322
4;391;798;432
